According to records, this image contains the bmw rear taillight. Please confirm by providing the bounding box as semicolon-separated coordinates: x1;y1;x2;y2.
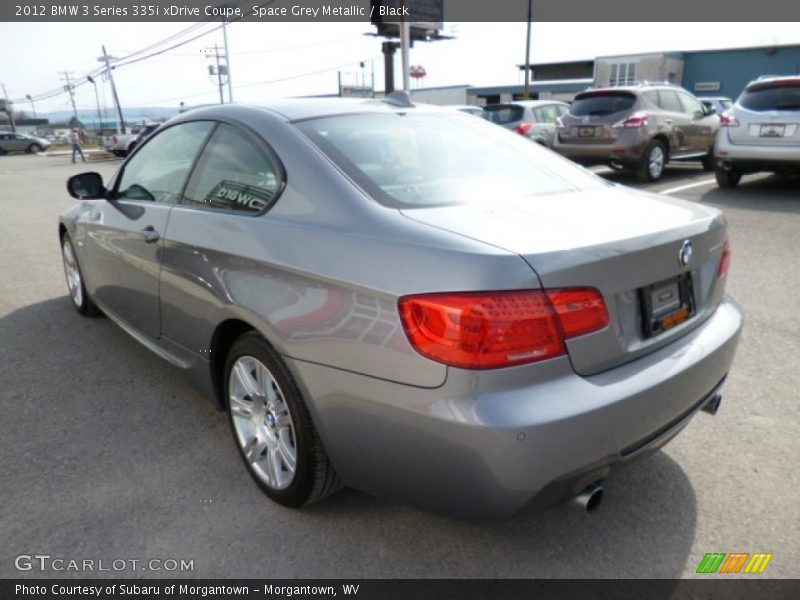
612;113;648;128
719;113;740;127
718;237;732;278
399;289;609;369
112;135;119;143
514;122;534;135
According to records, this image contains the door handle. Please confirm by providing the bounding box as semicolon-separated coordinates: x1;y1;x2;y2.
664;119;673;124
140;226;160;243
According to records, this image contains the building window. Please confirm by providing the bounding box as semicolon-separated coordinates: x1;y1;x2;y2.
610;62;637;86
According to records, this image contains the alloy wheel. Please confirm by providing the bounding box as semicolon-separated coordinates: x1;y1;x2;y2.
62;239;84;308
228;356;298;490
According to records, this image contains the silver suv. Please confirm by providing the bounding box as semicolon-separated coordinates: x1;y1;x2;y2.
714;76;800;187
554;83;719;182
483;100;570;148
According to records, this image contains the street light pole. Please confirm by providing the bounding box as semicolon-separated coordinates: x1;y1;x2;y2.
400;20;411;92
86;76;104;133
61;71;80;127
25;94;37;118
524;0;533;99
221;17;233;102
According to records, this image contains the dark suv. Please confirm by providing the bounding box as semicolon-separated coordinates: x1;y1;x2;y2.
554;83;720;181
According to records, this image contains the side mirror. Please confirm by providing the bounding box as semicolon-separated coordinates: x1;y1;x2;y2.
67;172;106;199
704;105;716;116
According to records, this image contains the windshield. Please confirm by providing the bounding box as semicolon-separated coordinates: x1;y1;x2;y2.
570;92;637;116
740;83;800;111
482;105;524;124
296;112;604;209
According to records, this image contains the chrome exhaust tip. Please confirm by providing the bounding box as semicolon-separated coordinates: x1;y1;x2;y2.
702;393;722;416
571;483;604;514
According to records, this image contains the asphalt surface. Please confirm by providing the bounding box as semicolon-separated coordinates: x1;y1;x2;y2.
1;153;798;579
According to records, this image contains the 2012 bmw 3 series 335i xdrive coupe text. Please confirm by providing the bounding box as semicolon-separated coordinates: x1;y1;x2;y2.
59;96;743;520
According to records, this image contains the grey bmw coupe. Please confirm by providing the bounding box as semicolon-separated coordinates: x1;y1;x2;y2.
59;96;743;520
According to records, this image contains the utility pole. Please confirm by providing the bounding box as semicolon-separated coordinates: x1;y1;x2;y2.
25;94;37;118
61;71;80;127
99;45;125;134
215;43;224;104
221;16;233;102
1;83;16;132
86;76;104;133
399;20;411;92
523;0;533;99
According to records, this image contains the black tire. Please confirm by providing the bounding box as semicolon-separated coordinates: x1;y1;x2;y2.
701;152;715;172
224;332;341;507
715;166;742;188
635;139;668;182
60;235;102;317
28;143;43;154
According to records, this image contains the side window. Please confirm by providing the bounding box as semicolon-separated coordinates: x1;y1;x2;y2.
535;106;558;124
658;90;683;113
116;121;214;203
557;105;570;117
182;124;282;214
532;107;545;123
643;90;659;106
679;93;704;116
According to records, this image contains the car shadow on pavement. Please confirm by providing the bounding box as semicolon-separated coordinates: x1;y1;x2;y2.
701;175;800;214
1;296;696;580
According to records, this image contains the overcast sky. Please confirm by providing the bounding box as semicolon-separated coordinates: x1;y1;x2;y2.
2;21;800;114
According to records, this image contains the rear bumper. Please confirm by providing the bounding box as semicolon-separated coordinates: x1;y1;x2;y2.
715;133;800;172
554;139;647;166
289;297;743;520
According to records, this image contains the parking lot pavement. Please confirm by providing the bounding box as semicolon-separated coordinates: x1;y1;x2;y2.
1;155;798;579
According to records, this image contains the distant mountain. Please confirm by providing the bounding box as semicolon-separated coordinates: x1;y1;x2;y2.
40;106;183;124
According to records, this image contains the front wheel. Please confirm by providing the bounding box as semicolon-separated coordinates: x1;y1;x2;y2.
61;236;101;316
715;166;742;188
635;139;667;182
225;333;341;507
28;143;43;154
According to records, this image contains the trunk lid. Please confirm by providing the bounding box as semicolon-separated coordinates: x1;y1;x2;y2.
401;186;728;375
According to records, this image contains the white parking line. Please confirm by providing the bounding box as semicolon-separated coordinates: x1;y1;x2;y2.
660;178;717;195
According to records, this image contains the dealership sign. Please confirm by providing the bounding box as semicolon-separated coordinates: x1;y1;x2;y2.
694;81;722;92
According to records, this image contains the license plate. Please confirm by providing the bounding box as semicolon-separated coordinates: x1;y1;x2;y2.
760;124;785;138
640;274;695;338
578;126;596;138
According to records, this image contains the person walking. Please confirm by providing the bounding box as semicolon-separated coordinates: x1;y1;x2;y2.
70;128;86;163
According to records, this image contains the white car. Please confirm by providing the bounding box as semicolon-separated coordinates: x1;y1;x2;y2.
714;76;800;187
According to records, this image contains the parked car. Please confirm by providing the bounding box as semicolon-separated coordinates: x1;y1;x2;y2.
445;105;484;117
483;100;570;148
134;123;161;147
554;83;719;181
104;124;158;157
0;131;51;154
699;96;733;116
59;98;742;520
713;76;800;187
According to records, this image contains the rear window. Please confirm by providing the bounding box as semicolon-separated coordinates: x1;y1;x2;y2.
570;92;636;116
482;104;524;124
296;113;604;209
740;82;800;111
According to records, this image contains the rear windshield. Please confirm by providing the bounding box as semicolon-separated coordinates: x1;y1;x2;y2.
482;104;524;124
570;92;636;116
740;83;800;111
296;113;604;209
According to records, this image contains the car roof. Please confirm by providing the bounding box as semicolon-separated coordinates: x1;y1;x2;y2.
745;75;800;90
239;97;458;122
485;100;567;108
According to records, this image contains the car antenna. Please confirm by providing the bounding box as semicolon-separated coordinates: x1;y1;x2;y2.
382;91;414;108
